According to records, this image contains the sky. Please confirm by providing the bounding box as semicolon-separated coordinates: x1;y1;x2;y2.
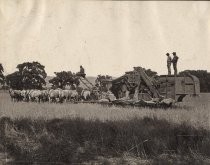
0;1;210;77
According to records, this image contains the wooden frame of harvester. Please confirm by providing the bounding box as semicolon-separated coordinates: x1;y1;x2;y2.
78;67;200;107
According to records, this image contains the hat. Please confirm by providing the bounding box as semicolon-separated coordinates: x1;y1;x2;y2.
166;53;170;56
172;52;176;55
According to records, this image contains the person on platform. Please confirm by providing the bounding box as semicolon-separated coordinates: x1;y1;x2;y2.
171;52;179;76
78;65;85;78
166;53;172;75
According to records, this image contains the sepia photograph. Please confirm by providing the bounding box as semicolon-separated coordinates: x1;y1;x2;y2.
0;0;210;164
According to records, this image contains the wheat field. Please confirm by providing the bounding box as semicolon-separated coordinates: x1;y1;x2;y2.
0;91;210;129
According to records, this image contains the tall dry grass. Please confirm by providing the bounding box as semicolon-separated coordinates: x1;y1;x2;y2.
0;92;210;130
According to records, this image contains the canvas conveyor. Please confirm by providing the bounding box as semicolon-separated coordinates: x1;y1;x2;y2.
78;76;94;90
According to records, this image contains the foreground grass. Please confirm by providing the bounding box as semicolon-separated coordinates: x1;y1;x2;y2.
1;117;210;164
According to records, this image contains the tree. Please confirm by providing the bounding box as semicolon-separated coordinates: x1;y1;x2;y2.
143;68;158;77
49;71;80;89
95;75;112;92
0;63;5;86
95;75;112;86
6;71;23;90
6;61;47;89
179;70;210;92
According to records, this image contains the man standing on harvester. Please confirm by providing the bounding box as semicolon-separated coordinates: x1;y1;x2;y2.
171;52;179;76
166;53;172;75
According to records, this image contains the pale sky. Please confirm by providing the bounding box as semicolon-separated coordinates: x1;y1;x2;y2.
0;1;210;77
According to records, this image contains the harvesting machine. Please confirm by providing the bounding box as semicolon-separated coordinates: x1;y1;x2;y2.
109;67;200;103
78;66;200;107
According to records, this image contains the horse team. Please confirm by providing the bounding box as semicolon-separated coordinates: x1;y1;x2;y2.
8;88;95;103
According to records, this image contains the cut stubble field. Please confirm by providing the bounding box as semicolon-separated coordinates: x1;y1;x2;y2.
0;91;210;164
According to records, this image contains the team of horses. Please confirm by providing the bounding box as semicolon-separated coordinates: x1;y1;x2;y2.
8;88;116;103
8;88;98;103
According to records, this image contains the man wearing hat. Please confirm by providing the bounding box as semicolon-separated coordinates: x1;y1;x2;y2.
166;53;172;75
171;52;179;76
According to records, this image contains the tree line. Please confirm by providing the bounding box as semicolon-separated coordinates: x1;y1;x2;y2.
0;62;210;92
0;62;81;90
179;70;210;93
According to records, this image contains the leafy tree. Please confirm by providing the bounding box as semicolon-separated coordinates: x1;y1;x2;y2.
49;71;80;89
6;61;47;89
143;68;158;77
0;63;5;85
95;75;112;86
95;75;112;92
179;70;210;92
6;71;23;90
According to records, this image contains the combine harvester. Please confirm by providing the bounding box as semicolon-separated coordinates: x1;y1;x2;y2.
78;67;200;108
